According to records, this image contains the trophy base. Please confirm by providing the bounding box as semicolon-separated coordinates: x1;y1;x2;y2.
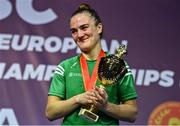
78;108;99;122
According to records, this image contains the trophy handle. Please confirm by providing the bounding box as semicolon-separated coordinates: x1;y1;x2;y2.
115;44;127;59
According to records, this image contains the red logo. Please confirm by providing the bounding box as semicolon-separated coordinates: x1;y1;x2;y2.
148;101;180;125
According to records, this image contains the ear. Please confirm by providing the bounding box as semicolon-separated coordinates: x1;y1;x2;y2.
97;23;103;34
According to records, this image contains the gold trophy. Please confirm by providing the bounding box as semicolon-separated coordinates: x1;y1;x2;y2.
78;44;128;122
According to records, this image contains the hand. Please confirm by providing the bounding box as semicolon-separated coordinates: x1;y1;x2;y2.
93;86;108;110
75;90;98;105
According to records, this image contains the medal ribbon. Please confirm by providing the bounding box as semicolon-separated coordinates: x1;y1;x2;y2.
80;50;105;91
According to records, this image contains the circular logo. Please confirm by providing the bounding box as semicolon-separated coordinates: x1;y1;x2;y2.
148;101;180;125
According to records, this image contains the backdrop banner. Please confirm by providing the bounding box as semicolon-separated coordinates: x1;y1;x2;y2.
0;0;179;125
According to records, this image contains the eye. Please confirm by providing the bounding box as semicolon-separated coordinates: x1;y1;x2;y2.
80;25;88;31
70;29;77;34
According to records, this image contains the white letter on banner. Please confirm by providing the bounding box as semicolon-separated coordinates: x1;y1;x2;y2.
0;108;19;125
44;65;56;81
136;69;145;86
12;35;29;51
101;39;108;52
109;40;120;54
131;69;136;79
16;0;57;25
76;47;81;54
44;36;62;53
144;69;159;86
4;63;22;80
23;64;45;81
159;70;174;87
61;37;77;53
27;35;44;52
0;63;6;79
0;0;12;20
0;33;12;50
109;40;128;54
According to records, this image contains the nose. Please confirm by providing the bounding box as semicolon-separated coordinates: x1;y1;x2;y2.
77;30;84;38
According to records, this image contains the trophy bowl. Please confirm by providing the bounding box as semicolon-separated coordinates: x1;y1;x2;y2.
98;55;127;86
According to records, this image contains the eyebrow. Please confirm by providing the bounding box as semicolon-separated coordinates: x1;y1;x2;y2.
70;24;89;31
79;24;89;28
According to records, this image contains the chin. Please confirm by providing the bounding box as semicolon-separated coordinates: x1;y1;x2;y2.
80;48;90;53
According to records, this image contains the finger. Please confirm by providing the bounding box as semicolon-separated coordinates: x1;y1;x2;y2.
88;94;98;102
95;86;106;99
94;92;104;104
83;95;94;104
87;99;93;104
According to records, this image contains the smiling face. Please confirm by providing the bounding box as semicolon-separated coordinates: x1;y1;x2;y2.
70;13;103;53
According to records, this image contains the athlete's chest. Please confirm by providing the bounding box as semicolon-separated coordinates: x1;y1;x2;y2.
64;61;96;98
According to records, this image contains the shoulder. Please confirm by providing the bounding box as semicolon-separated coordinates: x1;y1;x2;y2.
58;55;80;69
53;55;79;76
